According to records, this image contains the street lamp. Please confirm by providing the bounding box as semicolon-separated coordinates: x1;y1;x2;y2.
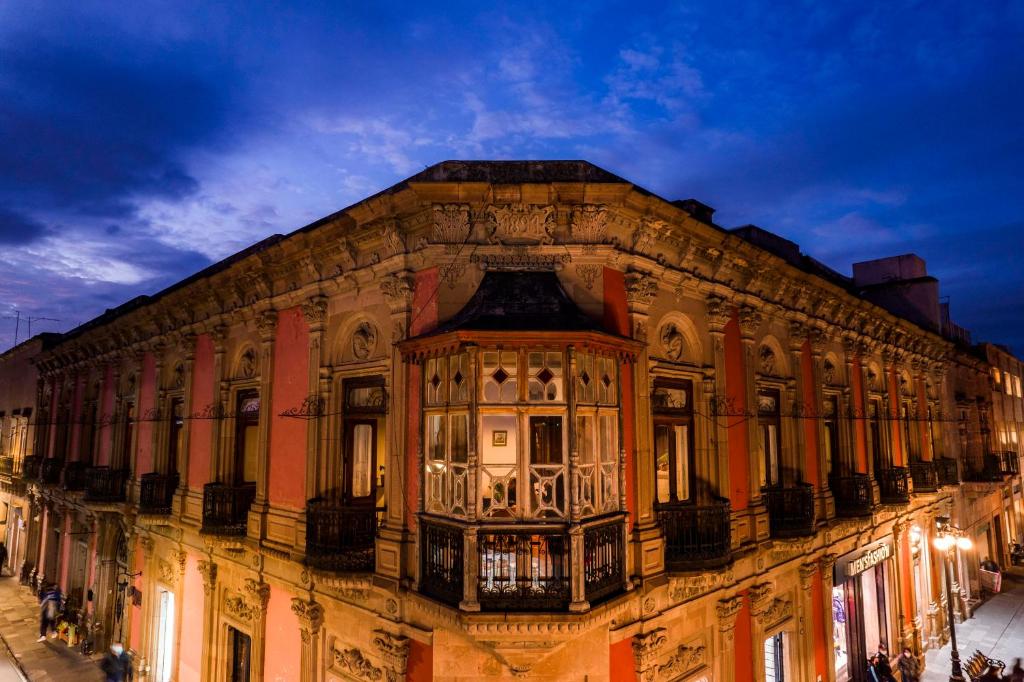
933;517;973;682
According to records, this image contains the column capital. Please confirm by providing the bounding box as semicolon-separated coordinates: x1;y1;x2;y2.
632;628;667;682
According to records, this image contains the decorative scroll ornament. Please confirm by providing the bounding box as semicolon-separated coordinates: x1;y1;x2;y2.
486;204;555;245
279;395;325;420
379;220;406;257
575;264;601;290
705;295;732;332
379;273;414;305
197;560;216;594
432;204;471;251
301;296;328;326
256;309;278;338
332;646;383;681
755;597;794;628
660;323;686;362
224;593;257;622
759;345;777;375
632;629;667;682
823;359;836;385
244;578;271;611
570;205;607;245
372;630;411;681
624;270;658;307
159;559;177;586
657;642;707;679
352;322;378;360
738;306;762;338
290;598;324;634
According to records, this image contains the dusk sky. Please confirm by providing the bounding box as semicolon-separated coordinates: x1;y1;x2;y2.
1;1;1022;352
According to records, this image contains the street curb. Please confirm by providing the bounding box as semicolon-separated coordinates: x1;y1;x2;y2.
0;629;31;682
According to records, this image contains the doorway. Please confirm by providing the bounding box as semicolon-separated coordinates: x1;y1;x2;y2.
153;589;175;682
228;627;251;682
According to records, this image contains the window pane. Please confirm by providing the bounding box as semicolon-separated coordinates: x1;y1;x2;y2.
427;415;445;461
530;417;562;464
674;425;689;501
351;423;373;498
576;416;594;464
599;416;615;462
450;415;468;463
655;426;671;504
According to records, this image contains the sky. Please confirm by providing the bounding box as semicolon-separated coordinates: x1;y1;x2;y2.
1;1;1022;352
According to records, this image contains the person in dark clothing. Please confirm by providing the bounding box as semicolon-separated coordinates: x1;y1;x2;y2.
100;643;132;682
897;647;920;682
874;644;897;682
981;556;1001;572
37;584;62;642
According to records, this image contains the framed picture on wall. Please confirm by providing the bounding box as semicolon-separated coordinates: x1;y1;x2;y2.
492;430;508;447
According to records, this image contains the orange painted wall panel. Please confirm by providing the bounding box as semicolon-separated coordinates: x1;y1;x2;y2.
851;353;869;473
98;366;114;465
407;639;433;682
601;267;629;336
724;312;750;511
187;334;214;487
269;307;309;508
135;352;157;475
801;342;820;488
178;553;205;682
609;638;636;681
263;584;302;681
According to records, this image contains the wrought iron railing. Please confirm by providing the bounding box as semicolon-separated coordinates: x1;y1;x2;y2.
201;482;256;535
997;451;1020;476
0;456;13;478
420;518;464;607
41;458;64;485
21;455;41;481
63;461;89;491
764;483;815;538
139;472;180;514
657;500;732;569
305;499;378;572
85;466;130;503
583;516;625;605
909;460;939;493
965;453;1008;482
829;474;874;517
877;466;910;504
477;525;571;611
935;458;959;486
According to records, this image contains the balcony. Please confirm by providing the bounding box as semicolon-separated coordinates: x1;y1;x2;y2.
936;458;959;486
877;466;910;504
966;453;1017;482
40;458;64;486
63;461;88;491
139;473;180;515
201;482;256;535
909;461;939;493
84;466;129;503
305;499;378;572
764;483;815;538
420;514;626;612
21;455;41;482
829;474;874;517
657;500;732;570
997;451;1020;477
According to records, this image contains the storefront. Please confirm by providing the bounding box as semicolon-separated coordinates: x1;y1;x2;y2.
832;537;898;682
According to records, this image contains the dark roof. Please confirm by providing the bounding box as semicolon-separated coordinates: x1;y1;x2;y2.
435;271;603;333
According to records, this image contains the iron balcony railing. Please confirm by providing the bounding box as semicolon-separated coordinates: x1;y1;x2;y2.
40;458;64;485
909;460;939;493
997;451;1020;476
657;500;732;570
21;455;42;481
139;472;180;514
420;514;626;612
764;483;816;538
305;499;379;572
85;466;130;503
63;461;89;491
966;453;1015;482
877;466;910;504
936;458;959;486
829;473;874;517
0;456;13;478
201;482;256;535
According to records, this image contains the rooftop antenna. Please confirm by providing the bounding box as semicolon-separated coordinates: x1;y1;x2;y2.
3;311;60;347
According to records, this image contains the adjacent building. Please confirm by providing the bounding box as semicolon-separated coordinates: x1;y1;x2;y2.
0;161;1020;681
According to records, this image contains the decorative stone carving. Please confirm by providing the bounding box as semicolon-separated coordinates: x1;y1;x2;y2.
754;597;794;628
432;204;471;251
660;323;686;362
239;348;257;379
575;264;601;291
799;562;819;591
759;344;777;375
332;646;383;681
866;367;879;390
441;261;467;289
624;270;658;307
159;559;177;586
379;220;405;256
470;252;570;271
301;296;328;326
352;322;378;360
372;630;411;682
570;205;607;245
657;641;707;679
139;537;155;559
669;569;733;602
290;598;324;634
632;629;667;682
379;273;414;306
823;359;836;385
255;309;278;339
244;578;271;612
486;204;554;245
197;560;217;595
705;295;732;333
716;596;744;651
224;593;257;622
738;306;762;339
172;362;185;390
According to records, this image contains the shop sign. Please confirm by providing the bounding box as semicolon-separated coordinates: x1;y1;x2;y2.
834;538;893;582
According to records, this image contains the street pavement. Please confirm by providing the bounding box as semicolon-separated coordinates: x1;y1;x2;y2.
924;568;1024;680
0;575;102;682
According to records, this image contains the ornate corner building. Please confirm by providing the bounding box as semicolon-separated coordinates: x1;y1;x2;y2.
0;161;1021;682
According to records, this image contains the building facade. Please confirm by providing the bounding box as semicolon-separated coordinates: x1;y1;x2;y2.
2;161;1021;681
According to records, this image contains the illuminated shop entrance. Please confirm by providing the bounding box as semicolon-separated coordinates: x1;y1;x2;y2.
831;538;896;682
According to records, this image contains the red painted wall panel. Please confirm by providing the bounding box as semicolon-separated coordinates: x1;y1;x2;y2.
609;638;637;681
135;352;157;475
98;366;114;465
407;639;433;682
601;267;629;336
178;553;204;682
735;593;753;682
263;584;302;681
724;312;750;511
812;570;828;680
188;334;214;487
269;307;309;508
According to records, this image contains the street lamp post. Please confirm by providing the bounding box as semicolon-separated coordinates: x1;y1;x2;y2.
933;517;973;682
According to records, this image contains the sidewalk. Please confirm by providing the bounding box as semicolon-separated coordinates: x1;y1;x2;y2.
0;575;102;682
924;569;1024;680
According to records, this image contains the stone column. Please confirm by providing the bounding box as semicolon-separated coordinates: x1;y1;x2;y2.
705;296;733;539
631;628;666;682
243;578;271;682
300;296;328;554
291;598;325;682
787;320;809;485
253;310;278;514
373;629;411;682
716;596;744;682
893;520;919;653
197;560;217;682
738;305;768;542
820;554;838;682
178;333;197;504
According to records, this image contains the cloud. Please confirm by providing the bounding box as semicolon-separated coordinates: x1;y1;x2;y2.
0;207;51;244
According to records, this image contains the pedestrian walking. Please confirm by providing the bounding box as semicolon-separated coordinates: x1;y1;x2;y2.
100;643;132;682
873;644;897;682
37;583;62;642
896;647;920;682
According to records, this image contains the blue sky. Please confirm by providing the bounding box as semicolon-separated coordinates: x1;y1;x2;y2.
1;1;1022;351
